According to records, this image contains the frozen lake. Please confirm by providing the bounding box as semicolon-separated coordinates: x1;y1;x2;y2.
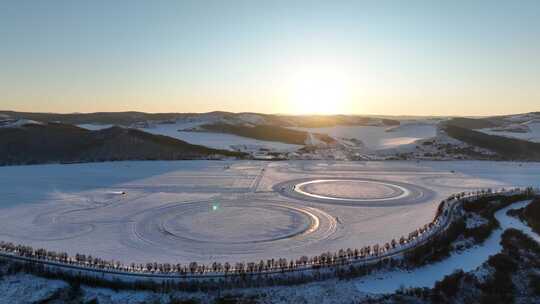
0;160;539;265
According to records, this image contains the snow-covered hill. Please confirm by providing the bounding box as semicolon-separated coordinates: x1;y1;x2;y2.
479;118;540;143
4;110;538;161
292;122;438;151
138;121;302;153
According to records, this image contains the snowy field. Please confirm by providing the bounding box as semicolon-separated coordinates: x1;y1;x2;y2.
0;160;539;266
292;124;437;150
79;123;302;152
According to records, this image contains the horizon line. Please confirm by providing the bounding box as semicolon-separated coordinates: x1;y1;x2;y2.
2;109;539;119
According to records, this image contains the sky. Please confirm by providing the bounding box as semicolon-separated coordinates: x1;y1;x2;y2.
1;0;539;116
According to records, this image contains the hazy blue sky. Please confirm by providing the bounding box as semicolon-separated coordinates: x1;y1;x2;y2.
1;1;539;115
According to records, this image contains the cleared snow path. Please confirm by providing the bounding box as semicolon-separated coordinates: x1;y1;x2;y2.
355;200;540;294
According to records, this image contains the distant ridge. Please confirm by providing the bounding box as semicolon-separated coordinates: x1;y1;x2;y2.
0;110;400;128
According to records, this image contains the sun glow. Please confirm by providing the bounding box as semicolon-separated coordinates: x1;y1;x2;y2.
286;66;353;115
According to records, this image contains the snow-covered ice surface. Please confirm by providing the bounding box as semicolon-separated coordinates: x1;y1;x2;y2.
292;124;437;150
355;199;540;294
0;160;539;266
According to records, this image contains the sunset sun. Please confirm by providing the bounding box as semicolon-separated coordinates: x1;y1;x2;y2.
286;66;352;115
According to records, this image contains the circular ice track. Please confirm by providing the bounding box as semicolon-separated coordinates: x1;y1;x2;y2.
275;178;435;207
124;200;337;255
160;203;315;244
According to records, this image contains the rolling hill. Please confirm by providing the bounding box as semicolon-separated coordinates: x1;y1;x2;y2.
443;125;540;160
0;123;244;165
197;123;336;145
